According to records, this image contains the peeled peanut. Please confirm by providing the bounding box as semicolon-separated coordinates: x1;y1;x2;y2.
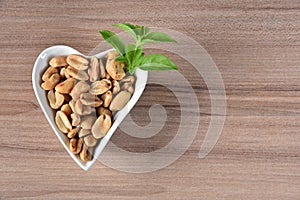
127;86;134;94
106;60;126;80
69;138;77;153
71;113;81;126
120;75;135;84
79;129;90;138
67;127;79;138
41;73;60;90
80;93;103;107
61;104;72;116
105;73;111;80
76;138;83;154
42;66;59;81
47;90;64;109
84;134;97;147
55;78;76;94
111;80;120;94
88;56;99;82
97;107;112;117
66;66;89;81
79;144;92;161
70;138;83;154
83;135;97;147
66;54;89;70
70;81;90;100
99;58;106;78
109;91;131;111
80;115;97;129
74;100;83;114
122;82;134;94
60;67;71;79
101;91;112;108
106;50;119;64
69;99;76;112
74;100;94;115
89;79;112;95
92;114;112;139
60;67;66;79
55;111;72;133
49;56;67;67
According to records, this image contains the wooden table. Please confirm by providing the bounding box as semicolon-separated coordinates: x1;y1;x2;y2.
1;0;299;199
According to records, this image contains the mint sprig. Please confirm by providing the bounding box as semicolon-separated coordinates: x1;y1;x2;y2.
99;23;178;74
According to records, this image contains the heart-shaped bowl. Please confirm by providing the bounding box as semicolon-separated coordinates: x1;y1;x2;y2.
32;45;148;170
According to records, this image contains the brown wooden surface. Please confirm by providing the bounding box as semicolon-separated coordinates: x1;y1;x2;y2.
1;0;300;199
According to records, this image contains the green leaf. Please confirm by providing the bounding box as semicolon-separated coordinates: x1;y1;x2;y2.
115;55;128;63
142;26;150;36
125;44;143;67
99;30;126;55
125;44;136;66
121;23;141;30
124;23;142;36
143;32;177;43
128;67;136;74
132;48;143;66
116;23;150;38
112;23;137;39
138;54;178;71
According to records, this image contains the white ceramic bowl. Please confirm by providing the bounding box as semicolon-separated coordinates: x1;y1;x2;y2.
32;45;148;170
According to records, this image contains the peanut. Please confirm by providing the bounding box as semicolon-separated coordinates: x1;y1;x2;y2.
42;66;59;81
74;100;94;115
78;129;91;138
67;127;79;138
69;99;76;112
71;113;81;126
109;91;131;111
89;79;112;95
61;104;72;116
88;56;99;82
106;60;126;80
70;81;90;100
59;67;67;79
55;78;76;94
111;80;120;94
66;66;89;81
70;137;83;154
80;115;97;130
69;138;77;153
55;111;72;133
99;58;106;78
80;93;103;107
106;50;119;64
47;90;64;109
41;73;60;90
97;107;112;117
106;51;126;80
122;82;134;94
83;134;97;147
101;90;112;108
79;144;92;161
66;54;89;70
92;114;112;139
120;75;135;84
49;56;67;67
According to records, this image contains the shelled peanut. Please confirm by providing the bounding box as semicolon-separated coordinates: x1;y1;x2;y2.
41;51;135;162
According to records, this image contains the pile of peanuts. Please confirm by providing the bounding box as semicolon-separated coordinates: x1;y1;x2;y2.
41;50;135;162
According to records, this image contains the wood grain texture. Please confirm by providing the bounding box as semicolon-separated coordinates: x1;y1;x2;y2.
1;0;300;199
